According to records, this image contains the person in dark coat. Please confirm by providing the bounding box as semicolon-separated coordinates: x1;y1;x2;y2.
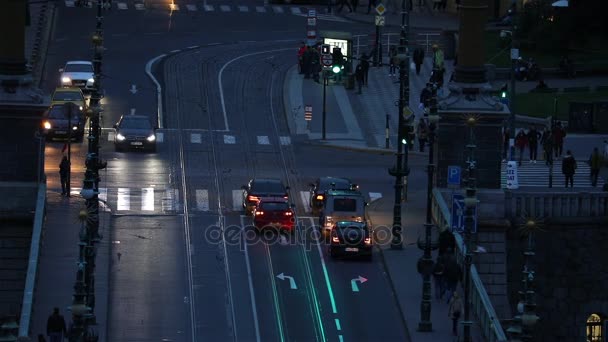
417;119;428;152
527;125;541;163
589;147;602;187
302;46;314;79
515;129;528;166
361;53;370;86
47;307;67;342
355;64;365;94
419;83;432;109
562;150;577;188
553;122;566;158
432;256;446;300
413;47;425;75
59;156;70;196
443;253;462;303
438;229;456;256
541;128;554;166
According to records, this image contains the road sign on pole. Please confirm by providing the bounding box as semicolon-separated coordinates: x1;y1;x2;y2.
375;3;385;15
451;193;477;233
321;54;333;67
447;165;461;188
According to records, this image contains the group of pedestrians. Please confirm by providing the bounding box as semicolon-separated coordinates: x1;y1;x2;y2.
507;122;567;166
432;230;464;336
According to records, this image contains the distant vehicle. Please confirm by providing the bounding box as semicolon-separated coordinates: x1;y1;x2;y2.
253;199;296;232
319;189;367;236
242;178;290;215
309;176;357;215
328;221;372;259
42;103;86;142
51;87;86;111
59;61;95;92
113;115;157;152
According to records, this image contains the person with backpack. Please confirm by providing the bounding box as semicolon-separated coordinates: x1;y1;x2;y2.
59;156;70;196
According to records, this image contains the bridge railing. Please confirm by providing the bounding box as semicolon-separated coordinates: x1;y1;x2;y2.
504;190;608;220
432;188;509;342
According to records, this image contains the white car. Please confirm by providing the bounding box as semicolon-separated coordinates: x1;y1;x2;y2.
59;61;95;92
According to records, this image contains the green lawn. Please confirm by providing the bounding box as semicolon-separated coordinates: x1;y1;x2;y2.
484;31;608;70
514;90;608;120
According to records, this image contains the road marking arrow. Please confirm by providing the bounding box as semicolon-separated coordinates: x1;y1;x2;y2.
130;84;138;94
276;273;297;290
351;275;368;292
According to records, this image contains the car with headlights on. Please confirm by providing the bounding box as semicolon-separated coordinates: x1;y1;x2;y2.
242;178;290;215
59;61;95;92
42;103;86;142
309;176;357;215
253;199;296;232
113;115;157;152
51;87;86;111
328;221;372;259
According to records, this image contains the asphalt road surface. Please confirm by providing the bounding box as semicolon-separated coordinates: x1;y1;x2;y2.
44;2;411;341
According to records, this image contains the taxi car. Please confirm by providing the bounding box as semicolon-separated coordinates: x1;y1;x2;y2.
51;87;86;111
253;199;295;232
113;114;157;152
42;103;85;142
328;221;373;260
309;176;357;215
242;178;289;215
59;61;95;92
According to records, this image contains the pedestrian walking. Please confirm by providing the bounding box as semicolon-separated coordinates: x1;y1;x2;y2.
541;128;554;166
589;147;602;187
355;64;365;94
515;129;528;166
419;83;432;109
443;253;462;303
413;47;424;75
59;156;70;196
297;42;306;74
303;46;314;79
432;257;445;300
47;307;67;342
527;125;541;163
448;292;463;336
361;53;370;86
337;0;353;13
388;46;397;76
553;121;566;158
367;0;377;13
417;119;428;152
311;47;321;83
562;150;577;188
438;229;456;256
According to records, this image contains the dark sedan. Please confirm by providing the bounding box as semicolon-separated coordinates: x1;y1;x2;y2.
113;115;157;152
242;178;290;215
42;103;85;142
328;221;373;260
309;176;357;215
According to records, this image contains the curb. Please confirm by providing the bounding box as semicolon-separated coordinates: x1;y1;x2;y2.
303;139;429;156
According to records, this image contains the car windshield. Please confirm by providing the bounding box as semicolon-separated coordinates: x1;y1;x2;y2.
251;181;285;193
65;64;93;73
319;178;351;191
333;198;357;211
48;107;81;119
337;223;365;231
120;118;151;129
260;202;289;211
53;91;82;102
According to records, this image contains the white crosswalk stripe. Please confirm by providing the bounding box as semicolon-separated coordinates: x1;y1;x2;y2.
256;6;266;12
501;160;604;188
204;4;214;11
169;3;179;10
300;191;311;213
135;3;145;10
191;133;202;144
220;5;230;11
293;12;350;22
141;187;155;211
238;5;248;12
280;136;291;145
290;7;301;14
117;2;128;10
196;189;210;211
65;0;75;7
257;136;270;145
162;189;179;211
186;4;197;11
224;135;236;144
117;188;130;210
232;190;243;211
273;6;284;13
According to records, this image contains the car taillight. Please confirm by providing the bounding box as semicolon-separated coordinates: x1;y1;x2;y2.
316;195;324;200
331;234;340;243
248;195;259;202
364;237;371;245
284;211;293;216
255;211;264;216
284;195;289;199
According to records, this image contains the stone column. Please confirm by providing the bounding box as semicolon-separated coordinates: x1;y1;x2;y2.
454;0;488;83
0;0;27;76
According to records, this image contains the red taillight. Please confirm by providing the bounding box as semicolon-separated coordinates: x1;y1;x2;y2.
255;211;264;216
283;195;289;199
331;232;339;243
284;211;293;216
248;195;259;202
364;237;371;245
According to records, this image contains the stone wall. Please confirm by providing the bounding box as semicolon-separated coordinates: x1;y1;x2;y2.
506;223;608;341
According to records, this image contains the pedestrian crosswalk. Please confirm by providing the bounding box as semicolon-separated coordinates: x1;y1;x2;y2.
64;187;384;214
500;160;604;188
105;130;293;147
63;0;351;22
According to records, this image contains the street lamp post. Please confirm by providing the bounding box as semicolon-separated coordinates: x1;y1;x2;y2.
388;0;411;250
508;1;518;162
462;115;478;342
322;70;328;140
69;1;106;341
417;85;439;331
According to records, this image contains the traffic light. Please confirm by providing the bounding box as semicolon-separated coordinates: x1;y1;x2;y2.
331;47;344;74
500;84;508;98
399;124;412;145
321;44;331;55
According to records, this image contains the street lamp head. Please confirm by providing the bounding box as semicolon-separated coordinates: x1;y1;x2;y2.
525;220;537;230
91;33;103;45
466;116;477;127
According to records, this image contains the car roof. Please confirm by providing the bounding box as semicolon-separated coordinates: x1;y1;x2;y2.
66;61;93;65
54;87;83;93
251;178;283;185
318;177;352;188
325;189;363;197
121;115;150;120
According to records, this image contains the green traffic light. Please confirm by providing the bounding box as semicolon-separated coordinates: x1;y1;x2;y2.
501;91;507;98
401;138;407;145
332;65;341;74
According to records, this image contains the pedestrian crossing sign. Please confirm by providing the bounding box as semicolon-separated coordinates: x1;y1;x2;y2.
375;3;386;15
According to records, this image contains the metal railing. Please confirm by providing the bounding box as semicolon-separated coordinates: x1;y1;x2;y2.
504;190;608;220
352;32;443;60
432;188;509;342
17;182;47;339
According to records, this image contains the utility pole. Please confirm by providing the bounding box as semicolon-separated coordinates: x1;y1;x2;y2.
70;1;106;341
388;0;410;250
508;1;518;162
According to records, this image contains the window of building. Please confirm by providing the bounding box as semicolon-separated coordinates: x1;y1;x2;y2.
586;313;603;342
